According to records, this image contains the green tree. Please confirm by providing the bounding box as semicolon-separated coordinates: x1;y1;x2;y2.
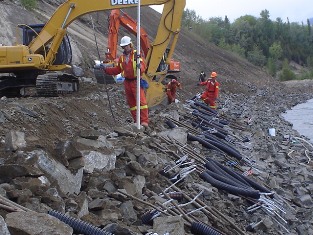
267;57;277;76
279;59;296;81
269;42;283;60
247;45;266;66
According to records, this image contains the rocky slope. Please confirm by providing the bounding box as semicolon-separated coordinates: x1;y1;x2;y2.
1;1;313;235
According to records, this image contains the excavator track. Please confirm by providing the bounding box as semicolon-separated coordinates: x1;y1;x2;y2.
36;72;79;97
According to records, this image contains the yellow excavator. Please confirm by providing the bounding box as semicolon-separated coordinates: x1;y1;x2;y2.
0;0;185;106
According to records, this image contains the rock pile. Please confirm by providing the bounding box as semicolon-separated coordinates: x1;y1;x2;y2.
0;79;313;235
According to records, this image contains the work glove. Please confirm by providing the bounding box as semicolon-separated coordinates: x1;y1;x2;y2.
99;63;106;72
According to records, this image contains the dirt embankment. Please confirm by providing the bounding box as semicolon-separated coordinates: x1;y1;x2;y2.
1;1;313;235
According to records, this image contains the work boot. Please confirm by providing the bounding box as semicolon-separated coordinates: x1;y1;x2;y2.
141;122;149;128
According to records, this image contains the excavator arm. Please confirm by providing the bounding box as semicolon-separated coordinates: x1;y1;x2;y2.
0;0;185;102
29;0;172;59
105;9;150;62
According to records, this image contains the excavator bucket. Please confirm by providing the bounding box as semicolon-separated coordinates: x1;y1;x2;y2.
146;81;166;107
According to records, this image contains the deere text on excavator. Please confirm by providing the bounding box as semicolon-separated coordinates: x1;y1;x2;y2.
0;0;185;106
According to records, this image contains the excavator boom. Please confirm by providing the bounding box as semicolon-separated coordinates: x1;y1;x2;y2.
0;0;186;102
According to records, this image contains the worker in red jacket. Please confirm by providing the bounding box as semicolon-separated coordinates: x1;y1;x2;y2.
199;71;220;109
104;36;149;127
166;79;182;104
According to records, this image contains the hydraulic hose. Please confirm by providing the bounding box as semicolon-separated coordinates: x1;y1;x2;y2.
48;210;112;235
200;172;261;199
191;221;224;235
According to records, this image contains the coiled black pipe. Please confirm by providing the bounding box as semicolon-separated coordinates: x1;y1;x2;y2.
191;221;224;235
200;171;261;199
194;101;218;115
48;210;112;235
208;159;272;194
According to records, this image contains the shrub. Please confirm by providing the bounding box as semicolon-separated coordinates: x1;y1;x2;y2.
279;59;296;81
21;0;37;10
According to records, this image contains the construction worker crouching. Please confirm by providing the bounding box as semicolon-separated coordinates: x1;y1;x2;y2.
166;78;182;104
104;36;149;127
199;71;220;109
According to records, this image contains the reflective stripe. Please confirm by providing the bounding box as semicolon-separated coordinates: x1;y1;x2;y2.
130;105;148;111
119;50;141;78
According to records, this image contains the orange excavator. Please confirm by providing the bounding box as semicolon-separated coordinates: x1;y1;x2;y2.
96;9;180;86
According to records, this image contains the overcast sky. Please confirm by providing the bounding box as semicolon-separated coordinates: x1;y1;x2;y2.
151;0;313;23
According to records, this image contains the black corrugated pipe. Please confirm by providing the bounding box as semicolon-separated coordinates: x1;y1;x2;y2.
195;117;229;136
202;136;243;161
190;103;216;117
190;105;229;125
205;169;252;189
165;119;178;129
207;159;272;194
204;160;251;188
187;134;221;151
202;132;235;149
194;101;218;115
48;210;112;235
193;106;228;126
191;221;225;235
200;171;261;199
192;110;225;129
191;122;227;140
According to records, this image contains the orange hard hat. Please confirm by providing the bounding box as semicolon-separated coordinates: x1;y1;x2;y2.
210;72;217;78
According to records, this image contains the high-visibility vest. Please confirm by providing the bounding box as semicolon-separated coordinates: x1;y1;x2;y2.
119;50;142;78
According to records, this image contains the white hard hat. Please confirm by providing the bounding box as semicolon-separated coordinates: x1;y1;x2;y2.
120;36;132;46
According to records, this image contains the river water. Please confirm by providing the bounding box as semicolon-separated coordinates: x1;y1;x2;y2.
282;98;313;143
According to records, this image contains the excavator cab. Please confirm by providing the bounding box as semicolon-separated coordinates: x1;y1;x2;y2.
18;24;73;65
157;48;180;73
